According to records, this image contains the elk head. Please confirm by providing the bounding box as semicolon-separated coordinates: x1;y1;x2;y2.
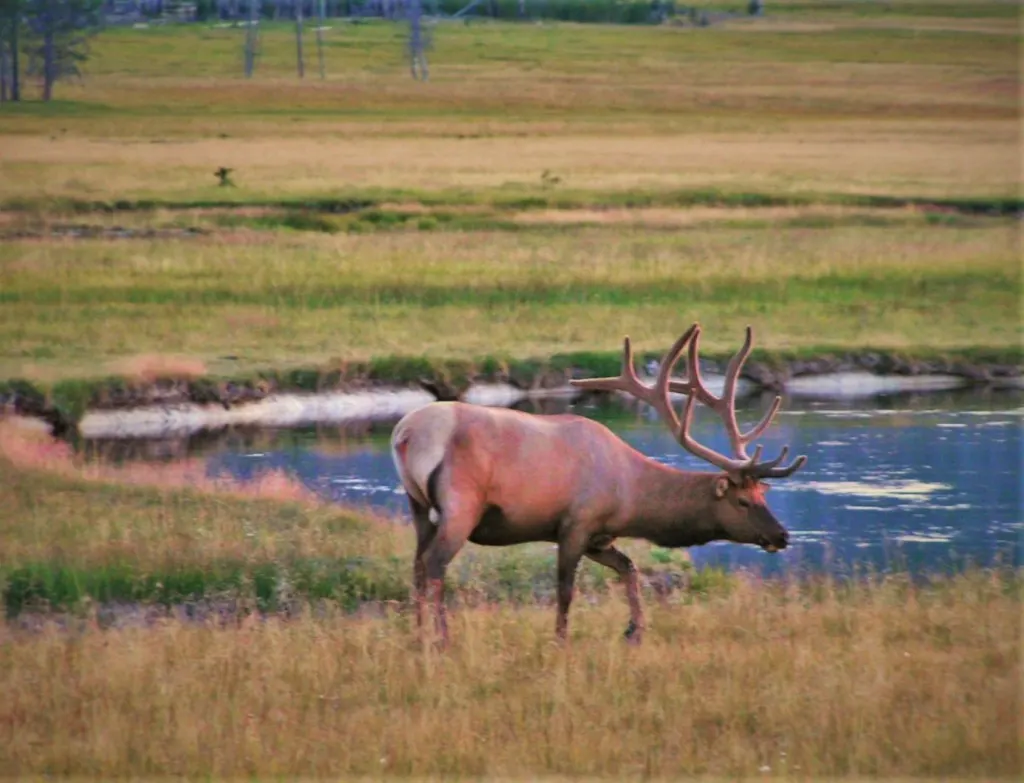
572;323;807;553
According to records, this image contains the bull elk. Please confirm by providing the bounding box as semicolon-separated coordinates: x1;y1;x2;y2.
390;323;807;645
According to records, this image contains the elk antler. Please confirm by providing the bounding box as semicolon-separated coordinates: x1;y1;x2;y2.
675;325;806;479
570;323;697;440
571;324;806;481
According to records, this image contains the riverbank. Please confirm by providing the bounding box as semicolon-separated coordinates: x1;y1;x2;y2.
3;342;1021;438
0;432;1019;778
0;420;708;616
2;207;1020;435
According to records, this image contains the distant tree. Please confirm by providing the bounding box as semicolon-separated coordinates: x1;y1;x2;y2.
408;0;429;81
294;0;304;78
0;0;22;101
314;0;325;80
243;0;258;77
194;0;215;21
23;0;101;101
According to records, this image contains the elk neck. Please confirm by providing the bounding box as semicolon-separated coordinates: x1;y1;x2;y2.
619;455;725;548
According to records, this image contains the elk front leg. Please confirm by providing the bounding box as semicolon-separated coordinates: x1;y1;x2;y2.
555;531;588;642
586;545;645;644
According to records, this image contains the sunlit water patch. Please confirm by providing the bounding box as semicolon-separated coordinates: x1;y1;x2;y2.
78;390;1023;576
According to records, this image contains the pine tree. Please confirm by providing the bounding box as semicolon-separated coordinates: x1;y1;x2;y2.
24;0;101;101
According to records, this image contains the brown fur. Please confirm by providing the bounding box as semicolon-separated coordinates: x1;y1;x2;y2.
391;324;805;646
391;401;791;646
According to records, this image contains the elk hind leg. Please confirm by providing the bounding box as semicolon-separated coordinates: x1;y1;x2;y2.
421;495;480;648
409;498;437;631
586;545;645;644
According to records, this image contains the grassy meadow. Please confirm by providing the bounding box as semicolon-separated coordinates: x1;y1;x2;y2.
2;221;1019;383
0;5;1021;778
0;424;1020;778
1;4;1021;388
1;567;1018;778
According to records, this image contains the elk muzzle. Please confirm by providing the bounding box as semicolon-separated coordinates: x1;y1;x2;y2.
758;526;789;553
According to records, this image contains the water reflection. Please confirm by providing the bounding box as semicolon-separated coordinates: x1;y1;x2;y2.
77;389;1023;575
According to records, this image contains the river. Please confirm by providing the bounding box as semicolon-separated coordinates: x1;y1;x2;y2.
79;388;1022;576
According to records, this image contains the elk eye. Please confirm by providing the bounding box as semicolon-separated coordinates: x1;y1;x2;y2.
738;497;751;508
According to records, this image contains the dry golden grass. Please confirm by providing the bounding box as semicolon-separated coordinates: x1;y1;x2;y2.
0;573;1018;778
510;204;910;227
2;120;1016;201
107;353;209;383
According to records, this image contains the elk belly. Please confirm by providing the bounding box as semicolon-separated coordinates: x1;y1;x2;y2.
467;505;560;547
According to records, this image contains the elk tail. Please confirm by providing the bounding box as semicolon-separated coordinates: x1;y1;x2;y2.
425;463;443;524
390;405;456;525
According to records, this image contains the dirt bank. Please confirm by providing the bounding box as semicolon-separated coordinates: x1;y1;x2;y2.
2;347;1020;438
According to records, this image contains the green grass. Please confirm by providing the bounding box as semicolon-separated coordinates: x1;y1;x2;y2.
0;455;717;615
0;15;1018;387
0;262;1008;311
8;18;1005;87
0;220;1018;384
5;188;1021;216
759;0;1020;20
2;558;410;616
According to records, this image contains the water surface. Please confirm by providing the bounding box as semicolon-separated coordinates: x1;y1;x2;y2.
82;389;1023;575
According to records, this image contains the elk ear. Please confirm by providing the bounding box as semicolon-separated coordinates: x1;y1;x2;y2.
713;475;730;499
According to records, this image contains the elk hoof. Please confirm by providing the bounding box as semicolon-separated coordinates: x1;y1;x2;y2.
623;620;643;644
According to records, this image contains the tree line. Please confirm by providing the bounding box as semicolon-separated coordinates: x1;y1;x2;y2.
1;0;102;101
0;1;763;101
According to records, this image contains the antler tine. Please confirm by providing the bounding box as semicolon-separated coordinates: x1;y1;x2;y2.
757;453;808;479
571;324;696;398
570;324;700;438
760;445;789;469
738;395;782;447
666;324;719;407
676;384;756;474
569;336;644;396
745;444;805;479
716;325;756;460
651;323;703;435
673;324;807;480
